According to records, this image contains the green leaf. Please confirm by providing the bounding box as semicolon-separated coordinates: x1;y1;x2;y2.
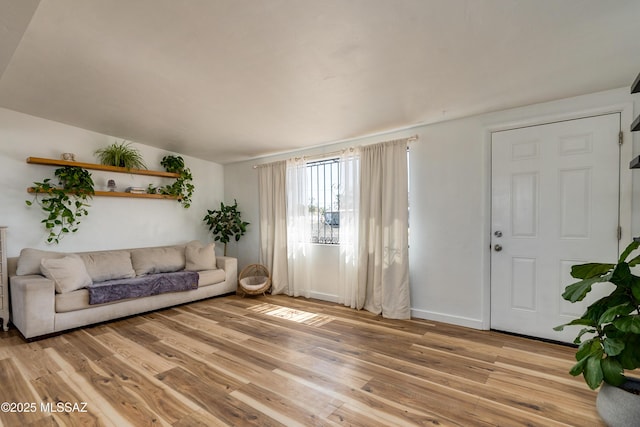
598;303;635;324
628;253;640;267
619;241;640;263
583;352;604;389
554;318;596;331
562;274;611;303
576;338;601;361
612;315;640;334
631;278;640;302
573;328;597;344
601;357;626;386
610;263;633;288
603;337;625;356
569;357;588;376
619;335;640;370
571;263;615;280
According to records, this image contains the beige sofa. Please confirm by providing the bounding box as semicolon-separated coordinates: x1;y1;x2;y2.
8;242;237;339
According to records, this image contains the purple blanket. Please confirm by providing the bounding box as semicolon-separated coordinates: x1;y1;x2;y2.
87;271;199;305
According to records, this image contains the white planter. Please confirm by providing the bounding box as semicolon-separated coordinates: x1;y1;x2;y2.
596;378;640;427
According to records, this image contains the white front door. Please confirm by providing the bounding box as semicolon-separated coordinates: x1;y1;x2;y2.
490;113;621;343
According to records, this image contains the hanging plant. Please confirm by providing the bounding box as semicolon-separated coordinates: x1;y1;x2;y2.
94;141;147;170
158;155;194;208
203;200;250;256
26;166;95;244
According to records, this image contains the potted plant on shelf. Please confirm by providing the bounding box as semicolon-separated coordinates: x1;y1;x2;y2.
554;240;640;426
26;166;95;244
203;200;249;256
158;155;194;208
94;141;147;170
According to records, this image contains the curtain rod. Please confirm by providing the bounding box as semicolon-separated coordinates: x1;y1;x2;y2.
253;134;418;169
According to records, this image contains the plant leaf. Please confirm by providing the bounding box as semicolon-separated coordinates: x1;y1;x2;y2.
571;263;614;280
601;357;626;386
554;318;596;331
632;278;640;301
562;274;612;303
598;303;635;324
612;315;640;334
619;241;640;263
583;351;604;390
603;337;625;356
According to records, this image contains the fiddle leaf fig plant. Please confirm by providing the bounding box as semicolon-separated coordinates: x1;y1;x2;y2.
26;166;95;244
159;155;194;208
203;200;249;256
554;241;640;390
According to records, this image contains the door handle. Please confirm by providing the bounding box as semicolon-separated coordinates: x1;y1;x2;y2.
494;244;502;252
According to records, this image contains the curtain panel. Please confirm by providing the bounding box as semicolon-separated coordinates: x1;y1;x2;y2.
257;161;289;295
358;139;411;319
285;157;312;297
338;148;363;309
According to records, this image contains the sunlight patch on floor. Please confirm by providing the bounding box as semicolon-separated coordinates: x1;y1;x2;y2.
248;303;334;326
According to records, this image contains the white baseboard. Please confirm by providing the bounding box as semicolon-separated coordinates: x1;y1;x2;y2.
410;308;485;330
308;291;339;303
303;294;484;330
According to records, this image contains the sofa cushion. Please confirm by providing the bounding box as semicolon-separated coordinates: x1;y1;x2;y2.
185;241;217;271
79;251;135;282
131;246;185;276
16;248;64;276
197;269;226;287
40;255;93;294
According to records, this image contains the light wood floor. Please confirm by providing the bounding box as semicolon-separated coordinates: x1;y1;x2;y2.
0;294;605;426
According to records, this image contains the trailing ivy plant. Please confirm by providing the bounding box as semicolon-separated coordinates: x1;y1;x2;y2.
26;166;95;244
203;200;249;256
158;155;194;208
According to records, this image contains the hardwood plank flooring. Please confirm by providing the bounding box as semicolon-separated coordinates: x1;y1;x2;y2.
0;295;605;426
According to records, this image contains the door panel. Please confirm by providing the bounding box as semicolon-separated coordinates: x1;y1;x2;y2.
491;114;620;343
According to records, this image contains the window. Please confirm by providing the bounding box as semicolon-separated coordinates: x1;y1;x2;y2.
307;158;341;244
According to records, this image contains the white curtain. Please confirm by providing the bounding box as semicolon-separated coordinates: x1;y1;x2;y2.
338;148;363;308
286;157;312;297
358;139;410;319
257;161;289;295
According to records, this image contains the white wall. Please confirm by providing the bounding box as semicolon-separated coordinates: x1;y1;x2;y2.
224;87;639;329
0;108;224;257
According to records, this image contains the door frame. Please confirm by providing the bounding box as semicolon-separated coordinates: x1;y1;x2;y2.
481;102;634;330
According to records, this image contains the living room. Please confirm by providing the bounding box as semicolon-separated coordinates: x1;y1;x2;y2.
1;1;640;425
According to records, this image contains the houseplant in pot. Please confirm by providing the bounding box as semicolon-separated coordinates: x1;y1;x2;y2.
554;240;640;426
95;141;147;170
203;200;249;256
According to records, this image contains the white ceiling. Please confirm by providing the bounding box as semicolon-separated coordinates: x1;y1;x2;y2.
1;0;640;164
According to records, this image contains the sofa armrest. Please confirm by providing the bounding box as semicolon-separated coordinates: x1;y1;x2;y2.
10;275;56;339
216;257;237;290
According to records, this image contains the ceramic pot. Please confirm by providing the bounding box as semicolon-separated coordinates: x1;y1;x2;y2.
596;378;640;426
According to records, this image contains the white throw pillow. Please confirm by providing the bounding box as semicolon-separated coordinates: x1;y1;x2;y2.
185;241;217;271
40;255;93;294
131;246;186;275
16;248;64;276
79;251;135;282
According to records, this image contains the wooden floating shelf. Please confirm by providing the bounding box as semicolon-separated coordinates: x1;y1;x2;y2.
27;188;180;200
632;114;640;132
26;157;180;178
632;71;640;94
